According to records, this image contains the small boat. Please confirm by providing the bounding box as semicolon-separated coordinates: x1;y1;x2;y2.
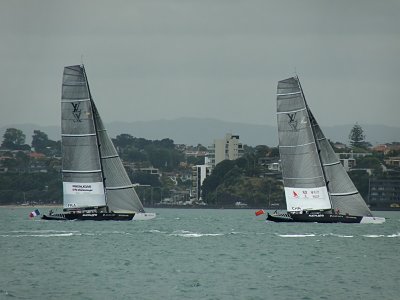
267;76;384;224
42;65;155;221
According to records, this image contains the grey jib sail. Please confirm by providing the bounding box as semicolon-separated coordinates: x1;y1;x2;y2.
61;65;144;213
308;109;372;216
277;76;372;217
92;102;145;213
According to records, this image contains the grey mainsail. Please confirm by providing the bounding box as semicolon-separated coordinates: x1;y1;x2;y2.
277;76;373;217
277;77;331;212
61;65;145;213
61;65;106;209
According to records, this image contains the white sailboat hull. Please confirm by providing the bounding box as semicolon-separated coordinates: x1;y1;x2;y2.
132;212;157;220
360;216;386;224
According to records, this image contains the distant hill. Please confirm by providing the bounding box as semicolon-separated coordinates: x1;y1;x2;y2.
1;118;399;147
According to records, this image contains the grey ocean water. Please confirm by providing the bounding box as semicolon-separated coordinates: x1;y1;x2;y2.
1;208;399;300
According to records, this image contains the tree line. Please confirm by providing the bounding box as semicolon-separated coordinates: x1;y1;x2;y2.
0;124;399;207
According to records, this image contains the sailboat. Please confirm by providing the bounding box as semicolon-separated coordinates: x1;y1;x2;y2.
42;65;156;221
267;77;384;224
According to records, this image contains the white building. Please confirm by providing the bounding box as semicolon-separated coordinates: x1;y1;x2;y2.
208;134;244;168
191;164;212;201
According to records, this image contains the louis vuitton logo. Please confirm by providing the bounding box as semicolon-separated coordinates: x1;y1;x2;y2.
287;112;298;131
71;102;82;122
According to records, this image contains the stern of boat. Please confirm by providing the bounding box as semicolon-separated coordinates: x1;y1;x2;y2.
132;212;156;220
266;212;294;222
360;216;386;224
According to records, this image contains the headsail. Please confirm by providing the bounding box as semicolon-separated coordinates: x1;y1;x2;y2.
92;103;145;213
308;109;372;216
61;65;106;209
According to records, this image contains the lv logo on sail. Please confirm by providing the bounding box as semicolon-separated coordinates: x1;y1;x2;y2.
286;112;298;131
71;102;82;122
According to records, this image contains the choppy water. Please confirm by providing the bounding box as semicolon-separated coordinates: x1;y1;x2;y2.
1;208;399;300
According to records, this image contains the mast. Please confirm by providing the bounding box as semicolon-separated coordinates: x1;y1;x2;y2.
81;64;108;210
296;76;333;210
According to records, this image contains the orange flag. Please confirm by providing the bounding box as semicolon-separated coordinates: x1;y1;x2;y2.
255;209;265;216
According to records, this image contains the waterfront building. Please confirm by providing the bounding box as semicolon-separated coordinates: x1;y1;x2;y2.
191;164;212;202
208;134;244;168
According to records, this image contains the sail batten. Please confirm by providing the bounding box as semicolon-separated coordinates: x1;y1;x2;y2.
62;169;102;173
102;154;119;159
62;133;97;137
276;107;307;114
284;176;324;180
277;91;302;96
61;99;91;103
280;141;315;148
106;185;133;190
330;191;359;196
63;83;86;87
323;161;341;166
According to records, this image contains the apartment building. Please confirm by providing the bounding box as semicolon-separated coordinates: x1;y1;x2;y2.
208;134;244;168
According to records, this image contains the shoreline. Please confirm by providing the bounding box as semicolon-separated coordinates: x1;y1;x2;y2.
0;204;62;208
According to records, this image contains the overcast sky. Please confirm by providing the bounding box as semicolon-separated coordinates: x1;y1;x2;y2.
1;0;399;129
